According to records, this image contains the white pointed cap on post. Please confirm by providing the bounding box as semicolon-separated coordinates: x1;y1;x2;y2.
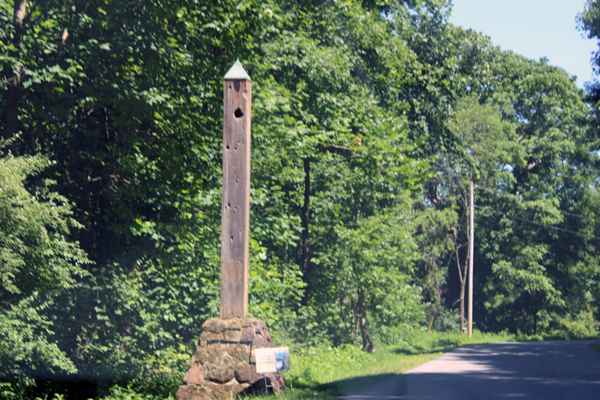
224;59;252;81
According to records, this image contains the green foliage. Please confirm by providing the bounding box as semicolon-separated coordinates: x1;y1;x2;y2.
578;0;600;76
0;152;90;379
421;45;600;337
431;306;460;333
0;154;90;300
1;0;274;380
1;0;441;383
0;0;599;395
549;310;600;339
0;379;31;400
473;50;596;334
246;0;438;348
413;208;458;323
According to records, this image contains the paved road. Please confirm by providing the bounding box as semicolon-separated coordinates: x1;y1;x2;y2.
336;341;600;400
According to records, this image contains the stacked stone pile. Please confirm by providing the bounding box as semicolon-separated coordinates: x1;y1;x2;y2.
176;318;285;400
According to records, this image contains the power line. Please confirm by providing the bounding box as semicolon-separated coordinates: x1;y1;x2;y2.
474;205;600;241
473;184;595;223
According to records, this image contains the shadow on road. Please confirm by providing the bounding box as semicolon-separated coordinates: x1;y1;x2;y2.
336;341;600;400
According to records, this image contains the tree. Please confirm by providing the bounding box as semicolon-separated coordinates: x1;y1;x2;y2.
420;40;600;336
444;95;515;332
0;149;90;379
0;0;273;377
578;0;600;80
413;207;458;330
247;0;452;348
472;49;596;334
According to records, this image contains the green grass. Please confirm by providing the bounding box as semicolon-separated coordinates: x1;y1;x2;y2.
589;343;600;353
267;330;515;400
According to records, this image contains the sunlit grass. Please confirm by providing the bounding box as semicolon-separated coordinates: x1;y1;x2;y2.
262;330;515;400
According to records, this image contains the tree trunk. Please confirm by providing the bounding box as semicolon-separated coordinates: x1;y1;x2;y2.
532;296;538;335
3;0;26;144
358;289;374;352
455;246;467;333
455;203;470;334
460;277;466;333
300;158;310;280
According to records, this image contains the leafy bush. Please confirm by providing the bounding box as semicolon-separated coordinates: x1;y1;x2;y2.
432;307;461;333
0;153;91;380
549;311;599;339
515;334;544;342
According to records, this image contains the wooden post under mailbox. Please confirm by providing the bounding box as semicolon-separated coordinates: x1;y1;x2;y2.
220;60;252;319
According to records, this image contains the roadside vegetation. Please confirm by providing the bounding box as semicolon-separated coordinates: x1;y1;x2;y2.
11;328;598;400
3;0;600;399
87;330;518;400
280;330;515;398
84;328;599;400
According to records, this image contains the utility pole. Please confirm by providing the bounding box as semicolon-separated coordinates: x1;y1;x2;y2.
468;181;474;338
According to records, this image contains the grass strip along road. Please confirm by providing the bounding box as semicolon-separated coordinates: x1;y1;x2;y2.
264;331;600;400
272;331;515;400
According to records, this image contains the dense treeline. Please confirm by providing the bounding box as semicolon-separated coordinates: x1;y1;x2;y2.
2;0;600;394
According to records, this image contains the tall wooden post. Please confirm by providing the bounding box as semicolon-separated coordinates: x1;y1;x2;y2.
468;181;474;338
178;65;287;397
220;60;252;319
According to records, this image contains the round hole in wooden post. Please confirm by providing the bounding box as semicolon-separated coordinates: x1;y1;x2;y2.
234;108;244;118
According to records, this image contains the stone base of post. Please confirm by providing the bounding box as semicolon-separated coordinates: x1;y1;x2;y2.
176;318;286;400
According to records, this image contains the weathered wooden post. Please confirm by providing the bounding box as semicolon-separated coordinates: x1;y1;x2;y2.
177;61;285;400
220;60;252;319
